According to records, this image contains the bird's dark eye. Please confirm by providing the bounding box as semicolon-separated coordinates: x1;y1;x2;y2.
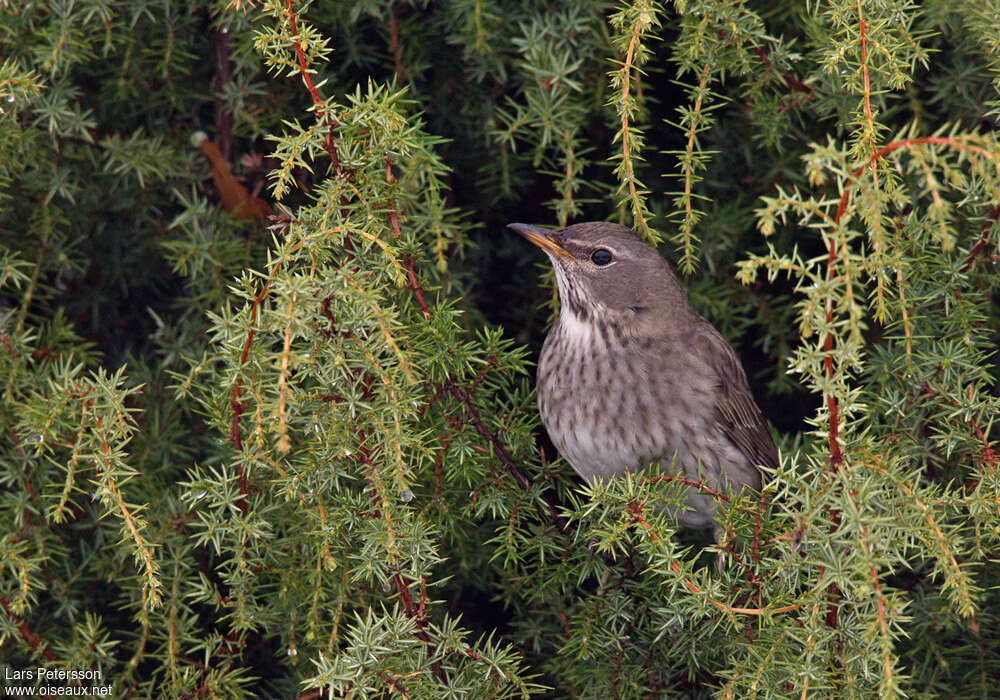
591;248;613;266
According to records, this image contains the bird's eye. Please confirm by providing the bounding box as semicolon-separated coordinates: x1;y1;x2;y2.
591;248;613;266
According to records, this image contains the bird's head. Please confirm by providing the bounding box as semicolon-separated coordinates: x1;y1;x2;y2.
508;221;690;329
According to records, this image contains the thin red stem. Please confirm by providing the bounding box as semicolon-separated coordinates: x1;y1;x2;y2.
285;0;341;175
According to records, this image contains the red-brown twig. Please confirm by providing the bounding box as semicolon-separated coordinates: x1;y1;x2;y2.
388;7;405;79
822;240;844;468
0;597;58;661
285;0;340;175
640;473;730;504
404;257;430;320
627;503;800;616
382;158;431;320
0;330;15;357
553;602;572;639
282;6;453;683
752;45;813;97
443;381;570;533
392;574;446;683
834;137;993;224
228;257;284;514
961;205;1000;273
443;382;530;492
815;11;878;647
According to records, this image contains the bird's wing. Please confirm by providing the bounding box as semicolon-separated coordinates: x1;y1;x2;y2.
688;321;779;475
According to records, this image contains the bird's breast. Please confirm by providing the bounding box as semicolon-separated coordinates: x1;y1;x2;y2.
537;312;724;476
538;313;655;481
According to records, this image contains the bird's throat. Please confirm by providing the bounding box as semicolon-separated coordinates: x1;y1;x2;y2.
557;308;609;353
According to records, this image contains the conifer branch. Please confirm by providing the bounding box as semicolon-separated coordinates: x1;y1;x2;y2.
391;573;447;683
825;135;1000;469
229;256;283;513
3;1;999;695
675;62;712;272
443;380;570;533
618;20;645;230
844;487;896;690
628;503;802;617
609;0;660;241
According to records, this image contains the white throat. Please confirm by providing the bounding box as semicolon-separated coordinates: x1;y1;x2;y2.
557;307;606;352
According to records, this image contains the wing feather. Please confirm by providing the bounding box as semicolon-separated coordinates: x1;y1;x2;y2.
690;321;779;476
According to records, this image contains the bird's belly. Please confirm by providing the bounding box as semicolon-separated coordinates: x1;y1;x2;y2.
538;363;685;479
546;410;642;482
538;336;688;476
537;328;733;528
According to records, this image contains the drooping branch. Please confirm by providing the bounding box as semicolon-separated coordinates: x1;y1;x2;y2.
825;136;999;469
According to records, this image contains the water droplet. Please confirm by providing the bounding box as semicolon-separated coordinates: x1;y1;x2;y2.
196;489;208;500
382;581;392;592
27;433;43;444
6;95;13;103
287;647;297;656
344;449;352;457
399;488;414;503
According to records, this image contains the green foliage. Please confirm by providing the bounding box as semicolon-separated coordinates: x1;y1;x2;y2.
1;0;999;698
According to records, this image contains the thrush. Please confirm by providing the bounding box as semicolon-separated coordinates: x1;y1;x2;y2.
509;221;777;534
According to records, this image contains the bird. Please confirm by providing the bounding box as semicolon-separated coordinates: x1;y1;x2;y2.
508;221;777;537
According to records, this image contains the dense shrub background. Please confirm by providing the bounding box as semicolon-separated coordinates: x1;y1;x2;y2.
1;1;999;697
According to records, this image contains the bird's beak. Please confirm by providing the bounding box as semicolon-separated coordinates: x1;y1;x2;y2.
507;223;573;260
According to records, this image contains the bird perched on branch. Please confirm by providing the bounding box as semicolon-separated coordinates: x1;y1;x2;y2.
509;221;777;537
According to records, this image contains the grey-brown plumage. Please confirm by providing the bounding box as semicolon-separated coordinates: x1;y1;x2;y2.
509;221;777;531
